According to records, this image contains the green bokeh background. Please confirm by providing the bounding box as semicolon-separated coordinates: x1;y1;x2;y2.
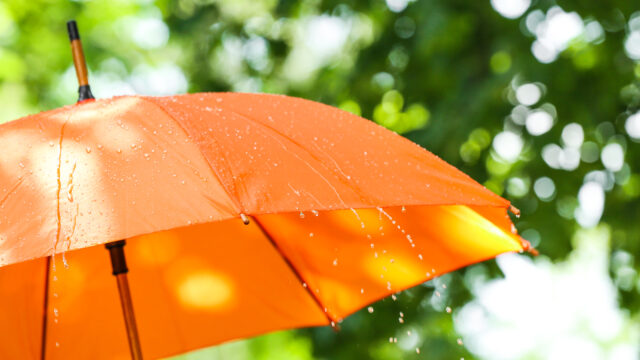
1;0;639;358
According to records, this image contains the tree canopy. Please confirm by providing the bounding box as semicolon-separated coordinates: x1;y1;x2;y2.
0;0;638;358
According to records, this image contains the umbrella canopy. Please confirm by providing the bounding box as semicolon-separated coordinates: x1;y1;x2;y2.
0;21;531;360
0;93;528;359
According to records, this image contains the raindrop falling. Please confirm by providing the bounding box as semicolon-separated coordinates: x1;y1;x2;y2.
367;306;374;313
446;306;452;313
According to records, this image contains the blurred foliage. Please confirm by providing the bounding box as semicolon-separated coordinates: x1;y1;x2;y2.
1;0;640;358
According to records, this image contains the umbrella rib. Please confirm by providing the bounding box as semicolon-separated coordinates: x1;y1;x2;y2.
138;96;245;214
40;256;51;360
251;216;336;326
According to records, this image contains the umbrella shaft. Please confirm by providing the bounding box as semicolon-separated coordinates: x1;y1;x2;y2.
115;273;143;360
106;240;143;360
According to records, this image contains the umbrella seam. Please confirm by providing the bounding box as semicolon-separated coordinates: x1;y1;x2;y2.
251;216;336;325
137;96;245;214
272;93;511;206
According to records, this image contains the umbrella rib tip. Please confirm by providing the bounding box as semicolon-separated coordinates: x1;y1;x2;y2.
508;204;521;218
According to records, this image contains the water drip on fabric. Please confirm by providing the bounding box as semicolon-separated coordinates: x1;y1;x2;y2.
62;252;69;269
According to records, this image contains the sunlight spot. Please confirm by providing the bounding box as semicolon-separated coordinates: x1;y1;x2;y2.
490;0;530;19
575;182;604;228
131;231;180;266
625;112;640;140
561;123;584;148
516;84;541;106
525;110;553;136
533;177;555;201
601;143;624;172
493;131;523;162
177;271;233;311
386;0;412;13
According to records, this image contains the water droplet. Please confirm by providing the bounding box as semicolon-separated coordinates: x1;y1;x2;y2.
416;348;420;354
457;338;463;346
332;258;338;266
446;306;452;313
401;206;406;213
367;306;374;313
309;232;314;237
299;212;305;218
85;147;91;154
398;317;404;323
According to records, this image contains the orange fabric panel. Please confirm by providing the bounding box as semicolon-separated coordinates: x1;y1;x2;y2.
56;97;239;257
149;93;509;213
0;93;514;269
0;258;47;359
0;110;64;265
0;219;328;360
257;205;522;320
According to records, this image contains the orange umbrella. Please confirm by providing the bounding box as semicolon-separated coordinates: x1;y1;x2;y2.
0;21;531;359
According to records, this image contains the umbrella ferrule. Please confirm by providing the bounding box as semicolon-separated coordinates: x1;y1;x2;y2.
78;84;95;102
67;20;95;102
106;240;128;275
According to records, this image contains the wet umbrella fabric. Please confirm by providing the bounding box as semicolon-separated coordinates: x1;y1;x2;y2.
0;93;526;359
